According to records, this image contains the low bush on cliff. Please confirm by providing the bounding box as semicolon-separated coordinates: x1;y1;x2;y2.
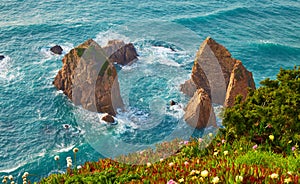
223;66;300;153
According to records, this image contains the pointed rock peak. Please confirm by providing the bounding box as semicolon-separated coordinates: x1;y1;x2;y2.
67;39;103;59
200;36;232;59
75;39;96;49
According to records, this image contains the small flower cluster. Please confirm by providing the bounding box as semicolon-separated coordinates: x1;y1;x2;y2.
66;157;72;168
2;172;29;184
2;175;14;184
22;172;29;184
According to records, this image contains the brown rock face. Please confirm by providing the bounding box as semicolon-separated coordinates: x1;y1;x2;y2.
182;37;255;129
53;39;124;116
181;37;255;106
184;89;216;129
180;63;210;98
103;40;138;66
224;60;256;107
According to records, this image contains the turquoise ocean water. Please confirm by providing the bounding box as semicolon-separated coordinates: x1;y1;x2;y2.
0;0;300;182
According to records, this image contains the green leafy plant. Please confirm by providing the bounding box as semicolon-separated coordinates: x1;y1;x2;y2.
223;66;300;153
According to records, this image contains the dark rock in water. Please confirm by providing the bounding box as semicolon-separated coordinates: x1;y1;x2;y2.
184;88;217;129
50;45;63;55
102;114;115;123
0;55;4;60
103;40;138;66
170;100;177;106
53;39;124;116
63;124;70;129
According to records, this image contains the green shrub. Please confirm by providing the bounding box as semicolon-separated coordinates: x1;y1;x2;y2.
223;66;300;152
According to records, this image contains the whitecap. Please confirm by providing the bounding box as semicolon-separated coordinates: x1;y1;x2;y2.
94;30;130;47
119;62;138;71
37;149;46;157
53;144;75;153
0;162;26;173
0;56;16;82
54;90;64;96
167;103;185;119
138;45;182;67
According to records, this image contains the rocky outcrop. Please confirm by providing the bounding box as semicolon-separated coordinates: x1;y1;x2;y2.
53;39;124;116
224;60;256;107
102;114;115;123
103;40;138;66
184;89;216;129
182;37;255;129
50;45;63;55
181;37;255;106
0;55;4;60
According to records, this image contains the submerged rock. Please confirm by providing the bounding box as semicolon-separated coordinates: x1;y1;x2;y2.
184;89;216;129
0;55;4;60
53;39;124;116
103;40;138;66
50;45;63;55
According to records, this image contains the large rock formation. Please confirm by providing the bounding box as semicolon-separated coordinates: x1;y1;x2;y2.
181;37;255;107
181;37;255;129
103;40;138;66
53;39;124;116
184;89;216;129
